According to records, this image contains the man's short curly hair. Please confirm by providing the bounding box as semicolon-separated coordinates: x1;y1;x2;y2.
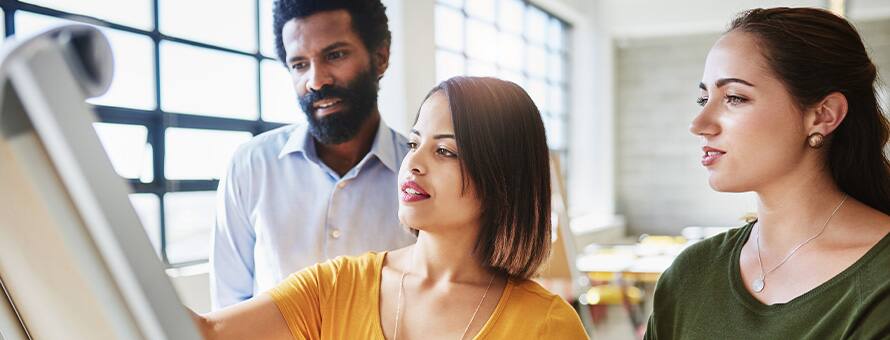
272;0;391;65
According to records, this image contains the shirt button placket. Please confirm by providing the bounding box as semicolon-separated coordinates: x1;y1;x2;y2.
328;180;346;242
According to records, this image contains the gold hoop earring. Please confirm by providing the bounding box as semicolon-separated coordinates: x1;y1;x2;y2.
807;132;825;149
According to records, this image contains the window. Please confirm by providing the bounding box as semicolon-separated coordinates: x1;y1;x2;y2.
5;0;294;266
435;0;570;166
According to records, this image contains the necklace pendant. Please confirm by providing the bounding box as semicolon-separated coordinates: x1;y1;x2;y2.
752;278;765;293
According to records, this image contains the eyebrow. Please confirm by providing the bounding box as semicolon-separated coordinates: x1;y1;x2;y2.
410;129;455;139
698;78;756;90
287;41;351;63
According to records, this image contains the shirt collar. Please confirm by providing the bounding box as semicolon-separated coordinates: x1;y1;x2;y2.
277;122;313;160
277;119;399;173
369;119;398;173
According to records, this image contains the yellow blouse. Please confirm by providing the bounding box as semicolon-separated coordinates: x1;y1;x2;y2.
267;252;588;340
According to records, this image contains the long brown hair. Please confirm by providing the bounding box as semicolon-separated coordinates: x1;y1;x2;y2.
730;7;890;214
418;77;552;280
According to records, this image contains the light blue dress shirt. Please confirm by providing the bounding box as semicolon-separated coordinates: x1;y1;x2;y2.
210;120;416;310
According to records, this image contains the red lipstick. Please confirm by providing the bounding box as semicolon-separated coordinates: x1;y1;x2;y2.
400;180;430;202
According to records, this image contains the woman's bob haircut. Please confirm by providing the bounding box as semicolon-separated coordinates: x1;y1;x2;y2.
417;76;552;280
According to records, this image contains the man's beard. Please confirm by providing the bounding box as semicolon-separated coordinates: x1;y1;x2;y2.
298;66;379;145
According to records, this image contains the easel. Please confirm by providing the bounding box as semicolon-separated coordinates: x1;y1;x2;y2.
537;154;596;336
0;24;201;340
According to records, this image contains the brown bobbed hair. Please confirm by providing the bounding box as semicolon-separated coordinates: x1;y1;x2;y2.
729;7;890;214
417;76;552;280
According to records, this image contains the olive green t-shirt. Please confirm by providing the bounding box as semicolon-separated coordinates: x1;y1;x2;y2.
645;222;890;339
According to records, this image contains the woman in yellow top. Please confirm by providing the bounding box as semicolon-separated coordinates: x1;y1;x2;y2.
190;76;589;340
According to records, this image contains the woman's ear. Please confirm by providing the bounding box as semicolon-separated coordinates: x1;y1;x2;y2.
807;92;848;136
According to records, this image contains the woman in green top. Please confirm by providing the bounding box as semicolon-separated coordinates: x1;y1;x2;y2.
645;7;890;339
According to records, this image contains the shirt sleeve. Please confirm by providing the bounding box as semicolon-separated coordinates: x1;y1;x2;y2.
541;296;590;339
210;155;257;310
266;261;335;340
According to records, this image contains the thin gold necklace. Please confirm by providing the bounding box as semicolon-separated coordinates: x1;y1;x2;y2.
392;246;496;340
752;194;848;293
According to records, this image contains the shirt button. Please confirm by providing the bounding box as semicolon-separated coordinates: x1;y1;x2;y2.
337;181;348;189
330;228;342;239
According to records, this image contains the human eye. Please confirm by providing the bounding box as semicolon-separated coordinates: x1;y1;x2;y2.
696;96;708;107
291;61;308;71
327;50;346;61
436;147;457;158
725;95;748;106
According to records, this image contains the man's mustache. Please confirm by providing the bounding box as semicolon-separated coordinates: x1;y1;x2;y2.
299;86;353;112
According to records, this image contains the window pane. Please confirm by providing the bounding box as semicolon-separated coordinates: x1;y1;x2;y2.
159;0;256;52
498;0;524;35
527;45;548;78
545;114;566;150
465;0;495;22
435;5;464;52
259;0;276;58
129;193;161;257
498;69;525;89
526;6;548;45
466;59;497;77
22;0;153;30
91;29;156;109
548;52;565;84
548;18;565;51
466;19;496;64
160;41;258;119
497;32;523;71
15;10;65;36
93;123;154;183
14;10;68;36
527;78;548;111
261;60;304;124
164;128;252;180
15;13;157;109
549;85;565;115
438;0;463;8
436;50;465;83
164;191;216;264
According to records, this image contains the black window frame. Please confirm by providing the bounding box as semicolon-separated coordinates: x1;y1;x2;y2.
434;0;572;178
1;0;287;267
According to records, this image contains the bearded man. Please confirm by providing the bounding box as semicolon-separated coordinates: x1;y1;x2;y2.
210;0;416;310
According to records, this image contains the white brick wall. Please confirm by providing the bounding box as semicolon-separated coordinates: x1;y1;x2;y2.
614;18;890;235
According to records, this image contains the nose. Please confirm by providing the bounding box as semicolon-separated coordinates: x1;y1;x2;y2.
689;103;720;137
401;145;427;177
305;63;334;93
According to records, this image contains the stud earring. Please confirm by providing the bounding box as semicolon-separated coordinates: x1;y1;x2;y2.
807;132;825;149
